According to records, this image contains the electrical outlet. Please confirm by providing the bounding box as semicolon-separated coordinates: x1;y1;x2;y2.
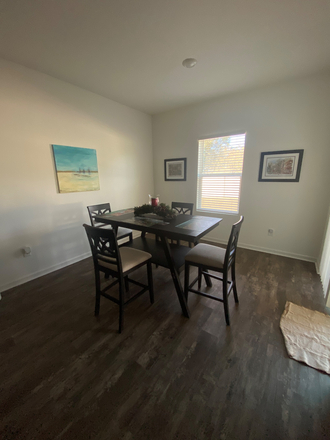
23;246;32;257
268;228;274;236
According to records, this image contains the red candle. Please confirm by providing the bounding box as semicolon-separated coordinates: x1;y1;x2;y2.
151;197;159;207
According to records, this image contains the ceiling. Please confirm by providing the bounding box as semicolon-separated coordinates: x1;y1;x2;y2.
1;0;330;114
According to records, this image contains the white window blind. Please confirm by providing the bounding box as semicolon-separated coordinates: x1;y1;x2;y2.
197;133;246;214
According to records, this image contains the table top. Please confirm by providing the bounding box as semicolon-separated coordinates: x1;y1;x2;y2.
95;208;222;242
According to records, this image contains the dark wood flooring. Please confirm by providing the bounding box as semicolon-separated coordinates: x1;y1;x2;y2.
1;247;329;440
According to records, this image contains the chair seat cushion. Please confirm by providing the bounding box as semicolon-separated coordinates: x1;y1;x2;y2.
98;247;151;273
185;243;226;269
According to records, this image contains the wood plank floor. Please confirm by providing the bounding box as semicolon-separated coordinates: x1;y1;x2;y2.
1;248;329;440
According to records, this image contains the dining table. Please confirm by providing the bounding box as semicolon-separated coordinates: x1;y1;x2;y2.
94;208;222;318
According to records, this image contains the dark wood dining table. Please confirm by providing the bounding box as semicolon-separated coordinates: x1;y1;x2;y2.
94;208;222;318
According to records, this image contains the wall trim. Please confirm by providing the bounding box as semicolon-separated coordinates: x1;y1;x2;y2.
2;233;318;295
0;251;91;294
201;236;317;263
1;233;138;295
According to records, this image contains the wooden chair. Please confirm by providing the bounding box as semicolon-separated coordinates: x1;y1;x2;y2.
184;216;244;325
83;224;154;333
87;203;133;243
142;202;194;243
171;202;194;215
171;202;194;247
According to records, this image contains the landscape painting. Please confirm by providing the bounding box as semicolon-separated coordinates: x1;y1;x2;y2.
52;145;100;193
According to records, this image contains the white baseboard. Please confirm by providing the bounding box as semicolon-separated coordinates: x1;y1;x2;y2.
1;232;318;294
315;261;320;275
200;237;227;246
1;231;141;294
1;232;141;294
0;251;91;294
201;236;317;263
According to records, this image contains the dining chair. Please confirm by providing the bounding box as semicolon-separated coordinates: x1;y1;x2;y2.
171;202;194;247
83;224;154;333
171;202;194;215
146;201;194;246
87;203;133;243
184;216;244;325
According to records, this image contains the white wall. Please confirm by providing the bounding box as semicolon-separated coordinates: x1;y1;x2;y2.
153;72;330;262
318;206;330;304
0;59;154;292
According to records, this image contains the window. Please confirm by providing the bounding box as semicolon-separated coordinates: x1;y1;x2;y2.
197;133;246;214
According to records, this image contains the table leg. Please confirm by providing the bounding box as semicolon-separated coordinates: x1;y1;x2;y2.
160;236;190;318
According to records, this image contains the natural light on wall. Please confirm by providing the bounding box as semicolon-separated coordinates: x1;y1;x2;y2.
197;133;246;214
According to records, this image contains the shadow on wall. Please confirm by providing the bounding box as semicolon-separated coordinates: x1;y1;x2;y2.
1;202;91;290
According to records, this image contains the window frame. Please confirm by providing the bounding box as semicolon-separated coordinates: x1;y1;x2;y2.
196;132;246;216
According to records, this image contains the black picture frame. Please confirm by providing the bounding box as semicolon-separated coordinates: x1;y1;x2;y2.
164;158;187;181
258;149;304;182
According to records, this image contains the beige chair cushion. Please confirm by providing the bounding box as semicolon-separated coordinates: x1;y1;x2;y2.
185;243;226;269
98;247;151;273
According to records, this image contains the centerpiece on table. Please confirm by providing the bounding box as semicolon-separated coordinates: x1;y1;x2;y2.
134;203;176;220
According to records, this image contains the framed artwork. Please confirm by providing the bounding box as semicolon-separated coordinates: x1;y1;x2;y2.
52;145;100;193
164;158;187;181
258;150;304;182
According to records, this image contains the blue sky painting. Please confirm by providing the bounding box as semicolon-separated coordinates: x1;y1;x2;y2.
52;145;98;172
52;145;100;193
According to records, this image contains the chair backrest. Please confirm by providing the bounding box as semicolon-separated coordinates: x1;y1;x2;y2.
172;202;194;215
83;223;122;274
224;216;244;271
87;203;111;227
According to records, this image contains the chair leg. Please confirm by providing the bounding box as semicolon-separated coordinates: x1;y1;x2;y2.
232;262;239;303
118;276;125;333
129;232;133;243
184;262;190;300
198;267;202;289
223;273;230;325
95;290;101;316
147;261;154;303
95;272;101;316
125;276;129;292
